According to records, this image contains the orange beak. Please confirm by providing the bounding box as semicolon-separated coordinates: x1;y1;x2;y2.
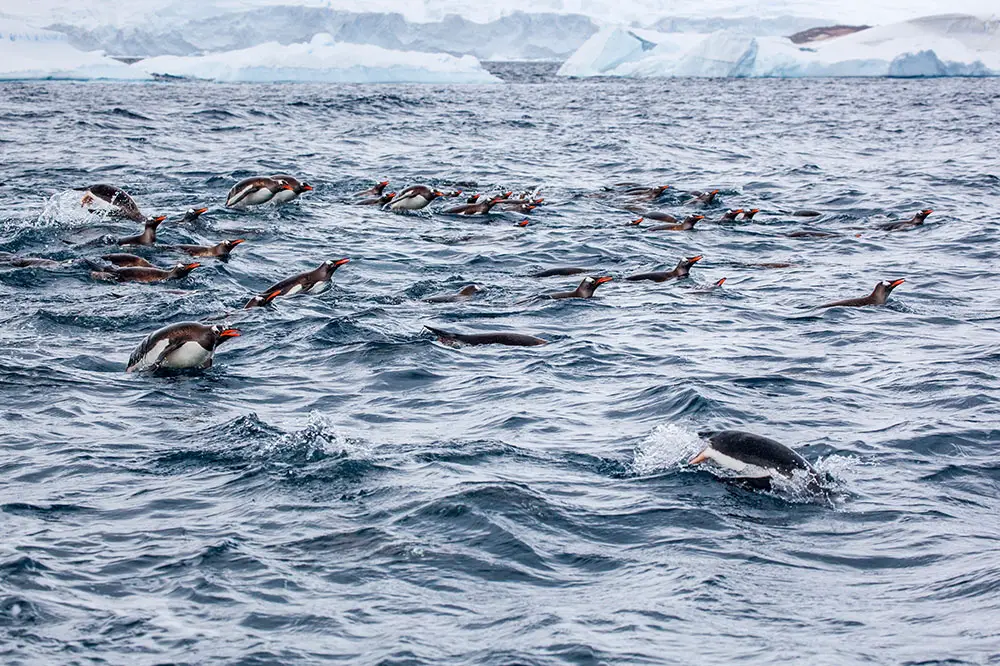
302;184;314;191
230;239;245;246
433;191;444;197
750;208;759;214
689;255;703;263
734;209;743;214
194;208;208;215
280;184;294;191
334;258;350;266
923;209;933;215
264;289;283;303
219;328;241;338
595;276;613;285
185;262;201;270
688;449;710;465
630;217;643;225
711;189;719;195
889;278;905;288
380;181;389;186
151;215;167;223
386;192;396;198
693;215;704;220
517;219;529;227
715;278;727;286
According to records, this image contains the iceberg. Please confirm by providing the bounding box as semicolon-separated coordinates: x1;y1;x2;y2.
0;18;150;80
132;33;502;83
558;14;1000;78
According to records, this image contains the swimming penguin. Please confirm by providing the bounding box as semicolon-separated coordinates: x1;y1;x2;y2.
625;185;670;200
169;239;245;258
425;284;482;303
496;199;542;214
879;209;933;231
444;196;503;216
179;207;209;224
626;255;703;283
101;253;155;268
531;267;590;278
358;192;395;206
693;277;727;293
0;254;63;268
689;189;720;205
225;177;293;209
819;279;905;308
244;258;350;308
719;209;744;221
270;175;314;204
389;186;445;211
647;214;703;231
644;212;679;223
126;322;240;373
76;184;148;222
117;216;167;246
516;219;530;228
786;230;837;239
545;275;613;299
423;325;546;347
466;193;482;204
688;430;819;492
354;180;389;197
741;208;760;220
95;262;200;283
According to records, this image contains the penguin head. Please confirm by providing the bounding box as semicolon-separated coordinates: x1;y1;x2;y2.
146;215;167;227
298;182;314;193
325;258;350;271
918;209;933;218
714;277;727;288
175;262;200;274
879;278;905;295
745;208;760;216
579;275;613;296
431;190;445;199
384;192;396;201
688;214;705;224
630;217;644;226
211;325;241;344
220;239;245;252
516;219;529;227
655;185;670;195
682;255;703;268
183;207;208;222
458;284;482;296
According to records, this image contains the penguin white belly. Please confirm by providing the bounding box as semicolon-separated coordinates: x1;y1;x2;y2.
270;190;298;205
161;341;213;369
706;449;772;478
130;338;170;372
284;284;304;296
82;193;122;215
307;280;330;294
243;188;276;206
391;195;428;211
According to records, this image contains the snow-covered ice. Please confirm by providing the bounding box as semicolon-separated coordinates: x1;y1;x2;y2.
558;14;1000;78
0;18;150;80
131;33;501;83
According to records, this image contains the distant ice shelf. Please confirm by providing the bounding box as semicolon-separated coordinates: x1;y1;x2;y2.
558;14;1000;78
0;19;150;80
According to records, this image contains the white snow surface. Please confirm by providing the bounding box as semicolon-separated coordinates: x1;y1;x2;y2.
132;33;501;83
0;18;149;80
558;14;1000;77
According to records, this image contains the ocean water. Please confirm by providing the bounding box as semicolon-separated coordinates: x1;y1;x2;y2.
1;72;999;664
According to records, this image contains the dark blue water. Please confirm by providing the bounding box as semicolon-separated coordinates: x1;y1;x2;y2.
1;75;999;664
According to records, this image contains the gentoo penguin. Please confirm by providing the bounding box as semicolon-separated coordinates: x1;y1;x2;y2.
95;262;200;283
693;277;727;293
270;175;313;204
76;184;147;222
358;192;395;206
466;193;482;204
879;209;933;231
225;177;293;209
786;230;837;238
0;254;62;268
741;208;760;220
244;258;350;308
101;253;154;268
126;322;240;373
644;211;678;223
169;239;245;258
819;279;905;308
630;217;645;226
626;255;702;283
389;186;445;211
719;209;744;221
545;276;612;299
625;185;669;200
516;219;530;227
689;189;720;205
443;196;503;216
647;214;703;231
179;207;209;223
117;216;167;246
496;199;542;214
354;180;389;197
425;284;482;304
423;325;546;347
531;267;590;278
688;430;819;492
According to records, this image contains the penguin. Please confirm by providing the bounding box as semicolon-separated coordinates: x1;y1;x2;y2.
819;279;905;308
792;210;822;217
496;199;542;213
179;207;208;224
225;177;293;209
625;185;669;200
425;284;482;304
545;276;612;299
644;212;678;223
76;184;147;222
786;230;837;238
466;193;482;204
693;277;727;293
117;216;167;246
270;175;313;204
719;209;744;221
626;255;702;283
516;219;530;228
169;239;245;258
741;208;760;220
423;325;546;347
354;180;389;197
389;186;445;211
101;253;154;268
244;258;350;309
358;192;395;206
629;217;646;226
879;209;933;231
95;262;200;283
443;196;503;216
647;214;703;231
688;430;820;492
689;189;720;205
126;322;240;373
531;267;590;278
0;255;63;268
